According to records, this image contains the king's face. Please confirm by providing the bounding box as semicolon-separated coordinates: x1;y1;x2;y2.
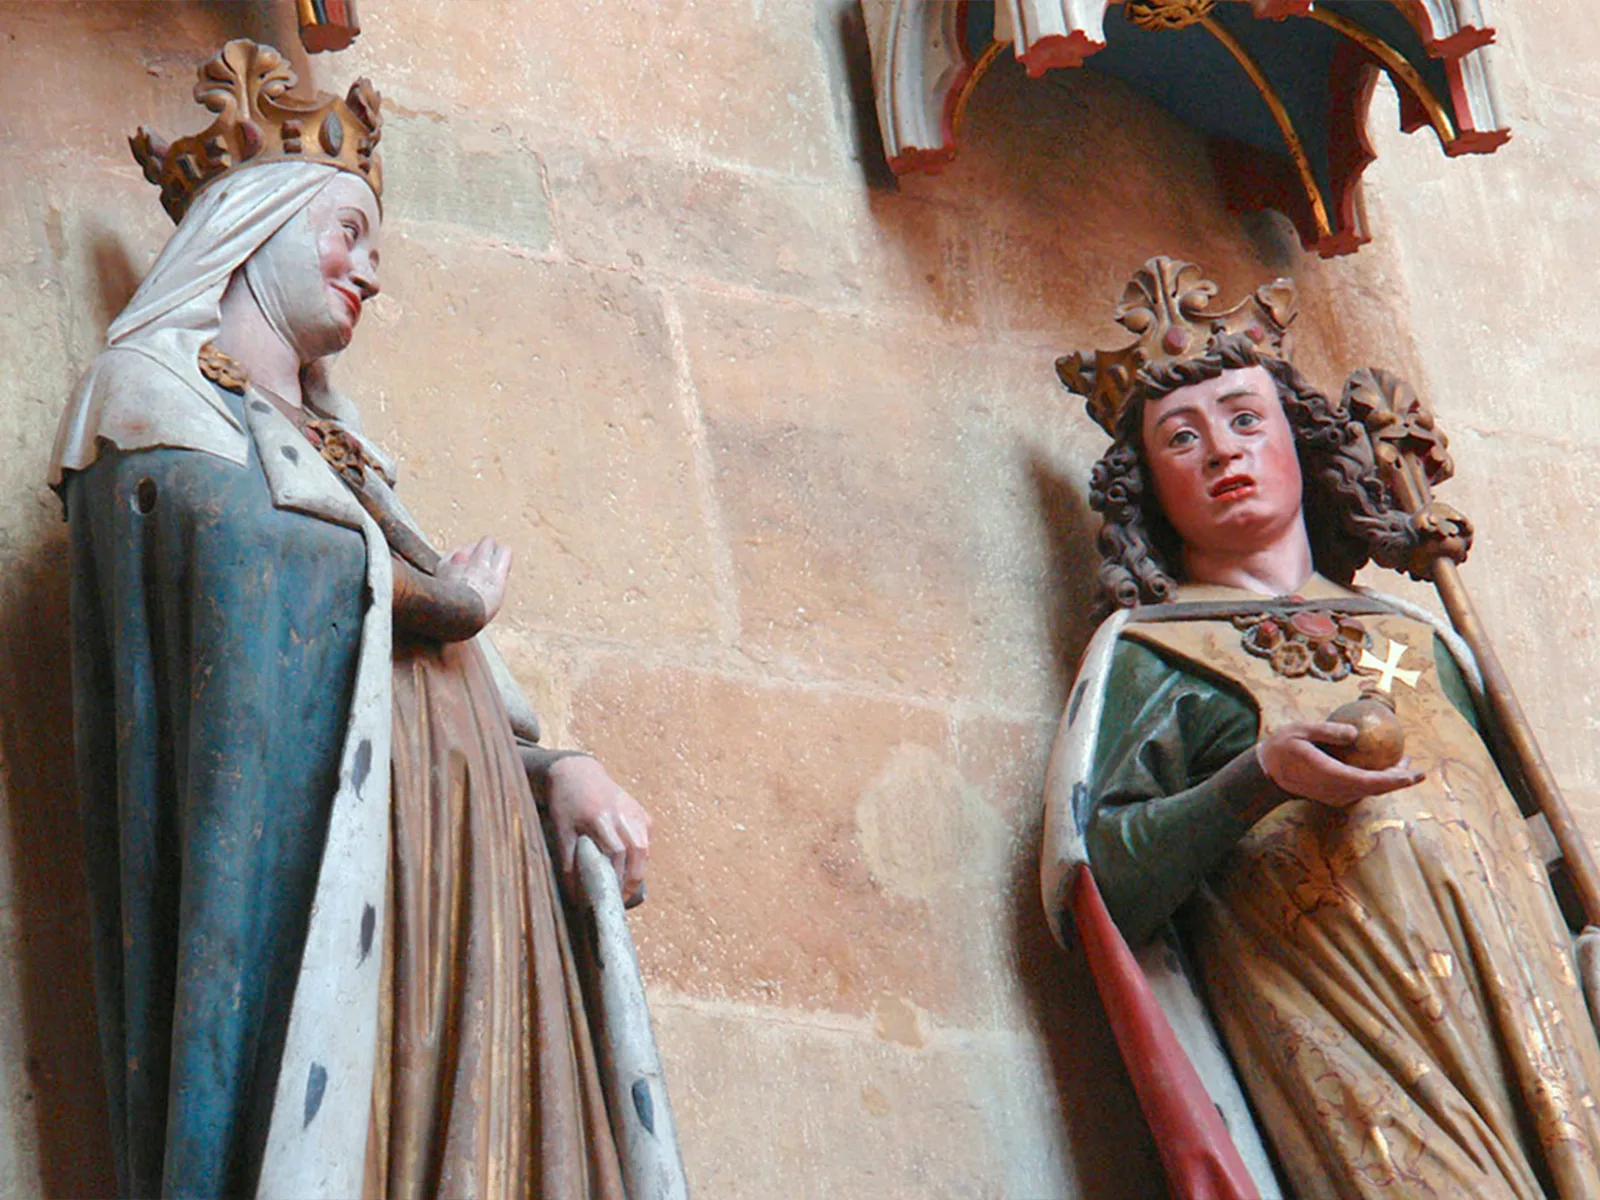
1139;364;1304;559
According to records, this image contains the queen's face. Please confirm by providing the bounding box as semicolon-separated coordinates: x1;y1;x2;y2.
1139;364;1304;559
306;173;381;349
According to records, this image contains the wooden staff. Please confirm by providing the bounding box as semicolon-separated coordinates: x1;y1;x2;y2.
1346;368;1600;927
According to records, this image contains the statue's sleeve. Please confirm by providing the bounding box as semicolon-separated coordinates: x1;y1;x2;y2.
1084;638;1286;945
1432;632;1482;731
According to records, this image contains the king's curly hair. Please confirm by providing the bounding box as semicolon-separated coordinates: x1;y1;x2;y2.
1088;334;1417;608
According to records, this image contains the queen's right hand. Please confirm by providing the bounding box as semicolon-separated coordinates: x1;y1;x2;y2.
1256;722;1425;808
545;755;652;904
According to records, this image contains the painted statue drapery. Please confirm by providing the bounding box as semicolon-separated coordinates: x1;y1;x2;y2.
63;343;626;1200
65;418;368;1196
369;635;621;1199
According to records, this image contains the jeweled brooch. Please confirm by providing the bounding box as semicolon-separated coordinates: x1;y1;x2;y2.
304;419;377;487
1233;609;1370;681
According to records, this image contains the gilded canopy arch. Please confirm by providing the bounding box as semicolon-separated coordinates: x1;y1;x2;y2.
860;0;1509;256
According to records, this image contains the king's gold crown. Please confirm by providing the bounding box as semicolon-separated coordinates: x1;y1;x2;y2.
131;39;382;224
1058;256;1297;435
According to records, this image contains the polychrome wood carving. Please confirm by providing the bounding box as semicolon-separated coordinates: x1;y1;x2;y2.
1041;256;1600;1197
50;40;684;1200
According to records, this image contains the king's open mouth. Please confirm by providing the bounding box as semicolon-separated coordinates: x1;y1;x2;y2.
1210;475;1255;500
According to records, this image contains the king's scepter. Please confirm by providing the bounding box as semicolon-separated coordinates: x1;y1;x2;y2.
1345;368;1600;929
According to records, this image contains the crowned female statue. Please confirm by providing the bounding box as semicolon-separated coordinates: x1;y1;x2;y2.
1041;257;1600;1197
49;41;651;1199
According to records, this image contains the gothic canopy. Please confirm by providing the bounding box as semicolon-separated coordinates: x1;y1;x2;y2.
862;1;1509;256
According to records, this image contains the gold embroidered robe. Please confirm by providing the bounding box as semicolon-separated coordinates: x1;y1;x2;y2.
1094;580;1600;1198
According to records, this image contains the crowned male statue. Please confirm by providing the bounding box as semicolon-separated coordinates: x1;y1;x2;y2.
1041;257;1600;1198
49;41;658;1199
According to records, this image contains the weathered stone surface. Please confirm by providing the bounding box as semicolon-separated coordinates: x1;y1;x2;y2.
0;3;296;168
678;291;1132;716
489;626;580;750
679;292;978;701
682;292;1064;709
1361;78;1600;442
1472;5;1593;135
545;142;847;290
339;240;725;645
0;165;166;546
545;141;982;325
381;114;554;251
933;61;1430;387
909;59;1248;343
1421;430;1600;789
961;346;1117;705
649;993;1105;1200
571;657;1024;1027
334;0;844;178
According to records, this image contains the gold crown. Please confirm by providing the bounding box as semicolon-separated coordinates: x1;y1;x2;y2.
1057;256;1297;435
131;40;382;223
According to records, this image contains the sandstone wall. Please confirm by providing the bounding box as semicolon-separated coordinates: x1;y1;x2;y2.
0;2;1591;1197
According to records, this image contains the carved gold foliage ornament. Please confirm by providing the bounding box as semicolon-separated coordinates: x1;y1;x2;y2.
130;39;382;223
1057;256;1297;434
1126;0;1217;32
197;342;249;394
1344;369;1453;489
1342;367;1473;579
304;420;379;487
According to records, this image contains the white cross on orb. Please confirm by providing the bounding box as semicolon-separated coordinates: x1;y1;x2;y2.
1358;638;1421;694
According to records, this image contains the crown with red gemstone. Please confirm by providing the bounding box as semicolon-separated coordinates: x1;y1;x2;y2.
131;39;382;223
1057;256;1297;435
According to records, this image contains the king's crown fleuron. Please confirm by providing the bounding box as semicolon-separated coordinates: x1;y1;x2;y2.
131;39;382;224
1058;256;1298;435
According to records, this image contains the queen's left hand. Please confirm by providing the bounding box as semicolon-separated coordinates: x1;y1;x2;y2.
545;754;651;904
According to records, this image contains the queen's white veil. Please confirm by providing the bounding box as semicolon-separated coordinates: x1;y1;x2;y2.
49;160;370;486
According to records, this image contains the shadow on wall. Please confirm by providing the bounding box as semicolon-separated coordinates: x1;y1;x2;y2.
1017;456;1170;1197
87;229;146;337
1008;805;1170;1195
827;1;899;192
1029;453;1107;696
0;547;116;1199
0;222;147;1199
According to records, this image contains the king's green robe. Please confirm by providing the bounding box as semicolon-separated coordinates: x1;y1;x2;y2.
1086;633;1482;947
